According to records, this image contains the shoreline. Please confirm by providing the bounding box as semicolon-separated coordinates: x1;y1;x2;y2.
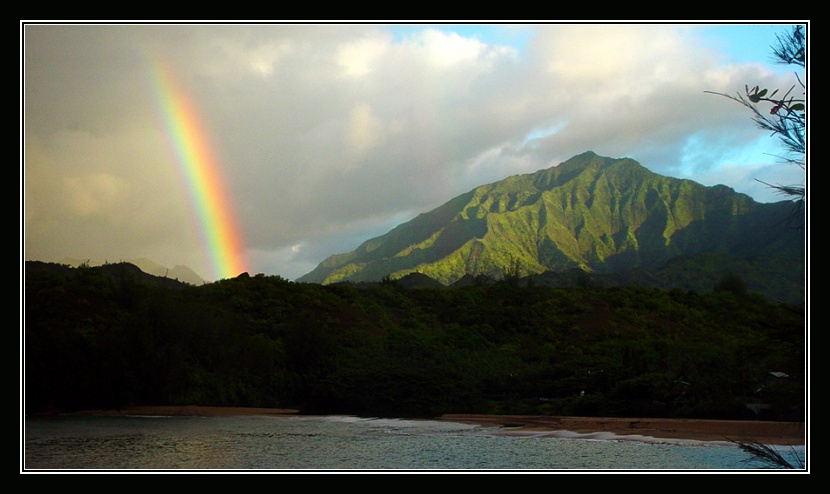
439;414;806;446
40;406;806;446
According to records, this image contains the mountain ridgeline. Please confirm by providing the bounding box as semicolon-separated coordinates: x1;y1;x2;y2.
60;257;207;285
298;152;803;292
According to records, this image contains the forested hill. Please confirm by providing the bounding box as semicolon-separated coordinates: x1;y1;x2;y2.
298;151;803;286
24;261;804;422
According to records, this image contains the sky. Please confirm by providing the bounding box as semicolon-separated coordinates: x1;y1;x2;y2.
21;21;808;282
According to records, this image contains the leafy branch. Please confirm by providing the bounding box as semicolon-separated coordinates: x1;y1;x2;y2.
725;437;804;469
705;25;806;219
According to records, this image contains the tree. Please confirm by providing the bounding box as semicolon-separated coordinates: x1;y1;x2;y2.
500;255;524;285
714;273;747;297
707;25;806;226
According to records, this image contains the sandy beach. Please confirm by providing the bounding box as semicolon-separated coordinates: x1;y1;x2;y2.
439;414;806;446
62;406;805;446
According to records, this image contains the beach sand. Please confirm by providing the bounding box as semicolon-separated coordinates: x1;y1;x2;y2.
62;406;806;446
439;414;805;446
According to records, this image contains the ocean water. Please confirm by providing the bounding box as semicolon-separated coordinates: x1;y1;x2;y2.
22;414;806;472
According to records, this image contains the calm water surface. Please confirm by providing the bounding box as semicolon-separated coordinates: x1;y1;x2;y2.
23;414;806;471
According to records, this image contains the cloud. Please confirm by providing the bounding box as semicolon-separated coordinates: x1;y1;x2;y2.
345;103;387;157
336;32;390;78
22;23;805;281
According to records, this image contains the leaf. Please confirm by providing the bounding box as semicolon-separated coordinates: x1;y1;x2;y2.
748;88;768;103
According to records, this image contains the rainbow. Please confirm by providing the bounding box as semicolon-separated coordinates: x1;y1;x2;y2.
148;56;248;281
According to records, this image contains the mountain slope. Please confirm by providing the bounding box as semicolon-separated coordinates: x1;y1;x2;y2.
298;152;803;285
59;257;206;285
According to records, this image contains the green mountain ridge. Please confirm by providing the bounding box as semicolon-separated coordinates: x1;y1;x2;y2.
298;152;804;287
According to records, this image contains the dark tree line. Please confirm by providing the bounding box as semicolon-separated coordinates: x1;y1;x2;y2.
23;261;804;421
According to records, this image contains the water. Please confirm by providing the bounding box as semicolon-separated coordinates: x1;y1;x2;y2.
22;414;806;471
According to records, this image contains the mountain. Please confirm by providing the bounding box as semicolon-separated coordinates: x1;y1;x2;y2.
298;152;804;288
26;260;191;291
59;257;206;285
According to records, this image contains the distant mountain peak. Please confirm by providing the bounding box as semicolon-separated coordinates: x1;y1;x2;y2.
58;257;207;285
297;152;802;285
